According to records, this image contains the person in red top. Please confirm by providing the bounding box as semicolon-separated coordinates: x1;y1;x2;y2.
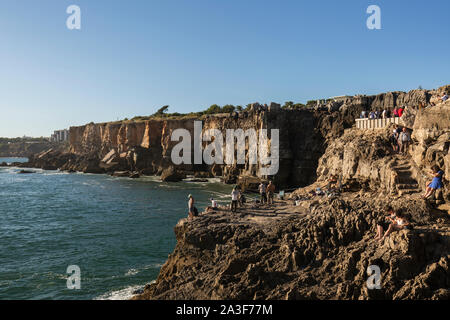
398;106;404;117
393;107;399;117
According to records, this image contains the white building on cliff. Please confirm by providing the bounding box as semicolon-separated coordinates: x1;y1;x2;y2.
50;129;69;142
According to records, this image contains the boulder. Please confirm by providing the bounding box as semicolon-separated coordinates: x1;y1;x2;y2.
194;171;213;179
112;171;131;177
161;167;186;182
129;172;140;179
18;170;35;174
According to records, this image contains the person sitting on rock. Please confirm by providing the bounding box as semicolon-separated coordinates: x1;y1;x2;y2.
398;106;405;117
441;93;449;102
423;165;444;199
188;194;198;219
375;206;397;241
379;211;410;242
210;198;218;211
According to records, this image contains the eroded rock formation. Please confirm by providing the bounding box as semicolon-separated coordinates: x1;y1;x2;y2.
25;85;449;191
134;196;449;300
132;86;449;300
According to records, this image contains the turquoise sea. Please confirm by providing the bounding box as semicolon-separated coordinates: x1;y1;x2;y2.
0;157;232;300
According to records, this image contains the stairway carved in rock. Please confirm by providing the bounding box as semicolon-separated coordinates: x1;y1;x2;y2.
392;157;421;196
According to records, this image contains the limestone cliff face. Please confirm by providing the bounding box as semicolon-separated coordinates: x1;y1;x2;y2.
64;110;332;187
0;140;57;157
28;85;448;191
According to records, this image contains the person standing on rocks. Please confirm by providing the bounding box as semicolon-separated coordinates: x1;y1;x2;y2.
360;110;367;119
386;108;391;118
398;127;411;154
393;107;399;117
231;187;240;212
188;194;198;219
390;125;400;153
259;182;267;205
267;181;276;205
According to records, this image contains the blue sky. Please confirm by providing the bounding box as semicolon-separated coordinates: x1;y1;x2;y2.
0;0;449;137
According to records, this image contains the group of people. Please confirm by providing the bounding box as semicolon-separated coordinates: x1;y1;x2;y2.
390;125;411;154
375;206;410;242
360;93;448;121
359;106;406;120
258;181;276;205
187;181;277;218
230;186;246;212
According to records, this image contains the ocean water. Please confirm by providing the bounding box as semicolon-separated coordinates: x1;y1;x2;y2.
0;158;232;300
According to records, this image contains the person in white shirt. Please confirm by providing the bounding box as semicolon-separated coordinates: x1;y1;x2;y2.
441;93;448;102
210;198;218;210
231;188;240;212
379;211;410;242
258;183;267;205
398;127;411;154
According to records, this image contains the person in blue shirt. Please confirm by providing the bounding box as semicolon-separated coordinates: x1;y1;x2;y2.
423;165;444;199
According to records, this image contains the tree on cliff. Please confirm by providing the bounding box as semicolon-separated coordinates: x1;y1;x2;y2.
152;105;170;117
204;104;222;114
283;101;294;109
221;105;235;113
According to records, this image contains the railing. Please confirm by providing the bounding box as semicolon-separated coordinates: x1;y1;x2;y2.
355;117;400;129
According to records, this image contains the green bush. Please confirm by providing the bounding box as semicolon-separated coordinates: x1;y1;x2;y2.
204;104;222;114
221;104;235;113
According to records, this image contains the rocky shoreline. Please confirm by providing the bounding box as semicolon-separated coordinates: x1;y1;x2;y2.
133;192;449;300
14;85;450;299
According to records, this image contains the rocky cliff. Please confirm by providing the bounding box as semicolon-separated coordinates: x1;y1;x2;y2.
134;196;449;300
131;85;449;300
21;85;450;299
0;139;57;158
316;98;450;201
25;85;449;191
